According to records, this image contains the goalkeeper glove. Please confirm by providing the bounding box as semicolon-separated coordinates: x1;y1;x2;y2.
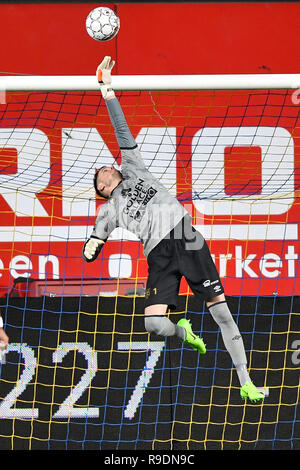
96;56;115;99
82;237;105;263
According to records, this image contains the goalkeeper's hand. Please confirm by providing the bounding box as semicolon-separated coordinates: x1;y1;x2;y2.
96;56;115;100
82;237;105;263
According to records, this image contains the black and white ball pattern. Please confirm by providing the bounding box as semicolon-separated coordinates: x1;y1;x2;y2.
86;7;120;42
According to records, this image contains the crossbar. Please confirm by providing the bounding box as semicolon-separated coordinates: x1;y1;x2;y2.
1;74;300;91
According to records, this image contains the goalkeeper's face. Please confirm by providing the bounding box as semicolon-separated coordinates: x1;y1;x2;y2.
95;165;123;198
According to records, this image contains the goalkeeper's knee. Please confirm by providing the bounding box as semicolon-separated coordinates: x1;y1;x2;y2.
208;301;234;326
144;316;176;337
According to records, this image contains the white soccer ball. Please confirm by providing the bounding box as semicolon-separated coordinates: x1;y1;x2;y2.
86;7;120;42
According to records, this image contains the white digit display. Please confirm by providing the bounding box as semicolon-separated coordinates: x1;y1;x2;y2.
0;341;164;420
0;343;38;419
118;341;165;420
52;342;99;418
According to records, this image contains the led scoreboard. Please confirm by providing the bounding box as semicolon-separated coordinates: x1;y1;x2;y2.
1;294;299;450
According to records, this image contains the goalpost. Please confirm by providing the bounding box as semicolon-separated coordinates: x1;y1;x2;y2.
0;73;299;450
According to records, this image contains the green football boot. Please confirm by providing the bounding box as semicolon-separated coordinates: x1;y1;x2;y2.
240;381;265;403
177;318;206;354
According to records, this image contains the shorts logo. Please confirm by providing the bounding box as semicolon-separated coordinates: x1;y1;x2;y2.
203;279;220;288
214;285;222;292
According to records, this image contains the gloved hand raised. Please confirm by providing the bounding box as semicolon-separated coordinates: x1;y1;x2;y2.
82;237;105;262
96;56;115;100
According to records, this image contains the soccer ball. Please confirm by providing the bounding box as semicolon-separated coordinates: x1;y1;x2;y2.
86;7;120;42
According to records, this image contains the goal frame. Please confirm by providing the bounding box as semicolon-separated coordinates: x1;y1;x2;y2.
1;73;300;92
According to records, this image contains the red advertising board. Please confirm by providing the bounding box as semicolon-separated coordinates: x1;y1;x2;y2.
1;2;300;76
0;3;300;297
1;89;299;296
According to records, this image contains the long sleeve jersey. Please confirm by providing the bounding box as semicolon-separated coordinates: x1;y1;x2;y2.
91;97;188;258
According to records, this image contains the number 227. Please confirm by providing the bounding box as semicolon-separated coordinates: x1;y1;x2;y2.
0;341;165;420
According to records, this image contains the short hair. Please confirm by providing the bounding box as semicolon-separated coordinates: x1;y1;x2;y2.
93;166;123;199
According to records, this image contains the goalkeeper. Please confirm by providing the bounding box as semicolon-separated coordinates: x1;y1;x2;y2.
83;57;264;403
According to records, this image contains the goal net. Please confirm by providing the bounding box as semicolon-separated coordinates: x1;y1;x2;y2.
0;74;299;450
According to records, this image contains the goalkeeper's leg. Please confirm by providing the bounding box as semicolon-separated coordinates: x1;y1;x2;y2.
144;305;206;354
207;295;264;402
144;304;185;340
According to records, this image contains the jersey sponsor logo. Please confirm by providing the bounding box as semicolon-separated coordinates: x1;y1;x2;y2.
123;178;157;222
143;187;157;206
121;188;132;198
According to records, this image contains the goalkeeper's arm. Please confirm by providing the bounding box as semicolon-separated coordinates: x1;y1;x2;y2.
83;200;113;263
96;56;137;150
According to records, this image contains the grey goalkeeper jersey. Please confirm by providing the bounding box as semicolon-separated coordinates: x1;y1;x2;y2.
91;97;188;258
